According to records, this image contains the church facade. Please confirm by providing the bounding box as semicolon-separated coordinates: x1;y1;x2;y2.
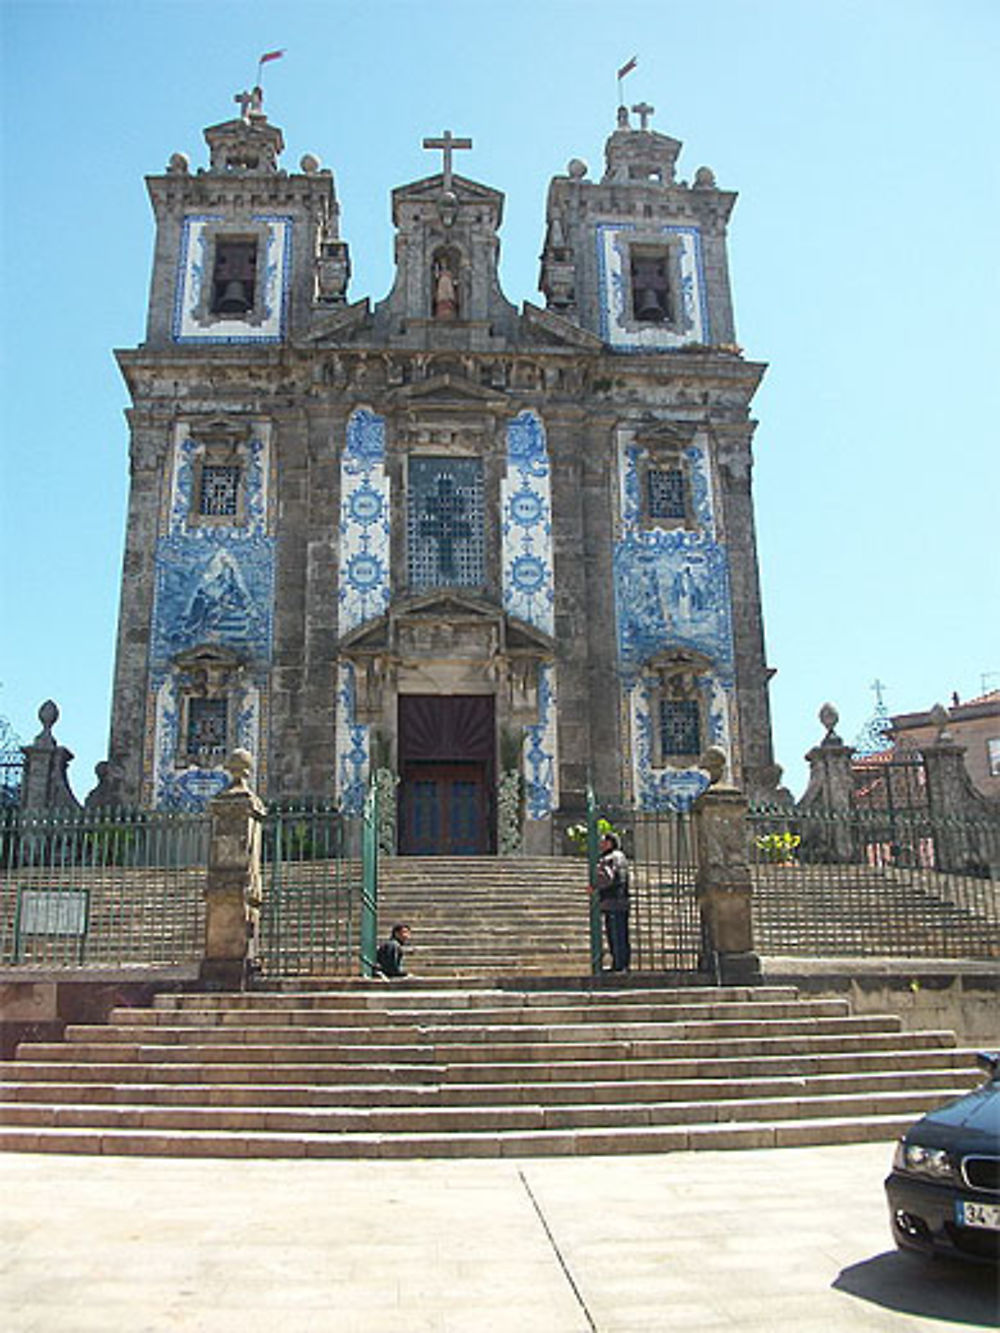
107;94;779;853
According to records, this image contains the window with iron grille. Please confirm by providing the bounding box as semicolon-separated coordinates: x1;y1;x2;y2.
199;464;241;517
659;698;701;757
186;698;229;758
647;466;686;520
407;457;484;589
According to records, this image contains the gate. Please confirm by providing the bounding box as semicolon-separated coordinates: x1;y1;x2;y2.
259;792;380;978
587;792;701;974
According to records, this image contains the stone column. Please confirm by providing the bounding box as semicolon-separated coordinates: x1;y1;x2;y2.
692;748;760;984
201;750;265;989
20;701;80;812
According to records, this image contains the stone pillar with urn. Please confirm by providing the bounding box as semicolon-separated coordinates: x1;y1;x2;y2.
693;747;761;984
201;749;265;988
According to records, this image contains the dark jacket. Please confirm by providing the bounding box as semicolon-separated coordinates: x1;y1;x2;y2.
594;847;630;910
375;937;407;977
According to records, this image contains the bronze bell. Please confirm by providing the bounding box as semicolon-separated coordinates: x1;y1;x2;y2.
635;288;666;321
217;279;252;313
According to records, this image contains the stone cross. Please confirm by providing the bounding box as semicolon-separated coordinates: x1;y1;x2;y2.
631;101;655;131
422;130;472;192
234;89;254;121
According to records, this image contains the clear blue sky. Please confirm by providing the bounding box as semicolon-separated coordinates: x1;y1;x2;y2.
1;0;997;801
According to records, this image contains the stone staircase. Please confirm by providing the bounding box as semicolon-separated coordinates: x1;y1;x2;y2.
752;864;1000;959
373;856;595;976
0;981;983;1158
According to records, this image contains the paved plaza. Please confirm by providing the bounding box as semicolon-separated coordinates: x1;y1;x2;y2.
1;1141;996;1331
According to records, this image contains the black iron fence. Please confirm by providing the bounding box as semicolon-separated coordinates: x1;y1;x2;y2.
257;800;365;977
749;804;1000;959
0;805;209;967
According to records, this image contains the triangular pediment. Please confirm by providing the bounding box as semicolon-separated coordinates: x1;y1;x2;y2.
633;419;700;449
521;302;603;352
392;173;504;220
387;373;509;408
339;591;554;656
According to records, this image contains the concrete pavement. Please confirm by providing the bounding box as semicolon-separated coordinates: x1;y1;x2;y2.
1;1142;996;1332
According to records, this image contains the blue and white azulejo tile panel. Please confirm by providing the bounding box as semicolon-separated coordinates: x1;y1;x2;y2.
614;430;735;810
335;662;369;815
596;222;709;350
523;662;559;820
502;411;555;636
150;671;263;810
339;409;391;636
172;214;292;344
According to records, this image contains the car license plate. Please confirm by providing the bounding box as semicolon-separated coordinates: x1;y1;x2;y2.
956;1200;1000;1230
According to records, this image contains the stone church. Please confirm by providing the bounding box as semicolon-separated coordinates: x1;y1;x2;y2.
107;90;780;853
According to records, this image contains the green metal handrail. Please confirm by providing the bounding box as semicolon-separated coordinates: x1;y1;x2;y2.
360;779;379;976
586;784;602;975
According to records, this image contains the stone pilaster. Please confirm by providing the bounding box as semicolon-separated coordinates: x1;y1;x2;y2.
693;748;760;984
201;750;265;989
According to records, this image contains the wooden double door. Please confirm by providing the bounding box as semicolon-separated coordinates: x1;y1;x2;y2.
397;695;495;856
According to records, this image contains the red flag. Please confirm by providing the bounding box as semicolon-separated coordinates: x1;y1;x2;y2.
259;49;285;64
617;56;637;80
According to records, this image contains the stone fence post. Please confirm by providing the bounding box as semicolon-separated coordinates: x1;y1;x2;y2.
201;749;265;989
19;701;80;812
798;703;857;862
692;748;761;985
921;704;997;875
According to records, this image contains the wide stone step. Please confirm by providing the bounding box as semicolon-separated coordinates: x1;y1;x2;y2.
61;1014;901;1050
1;1039;968;1089
0;1084;971;1138
0;1064;977;1109
17;1024;946;1068
0;1110;946;1159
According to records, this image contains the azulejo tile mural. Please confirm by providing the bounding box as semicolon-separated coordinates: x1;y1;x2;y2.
335;662;369;815
615;434;733;811
148;426;275;807
596;222;709;350
172;214;292;344
339;409;391;635
503;412;558;818
502;411;555;637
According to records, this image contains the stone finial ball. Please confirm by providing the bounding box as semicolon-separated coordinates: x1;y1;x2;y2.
300;153;321;174
167;152;190;175
224;748;255;788
694;165;716;188
567;158;588;179
700;746;727;785
819;702;839;733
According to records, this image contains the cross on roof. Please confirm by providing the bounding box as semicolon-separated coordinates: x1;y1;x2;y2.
871;678;888;708
631;101;655;131
422;130;472;192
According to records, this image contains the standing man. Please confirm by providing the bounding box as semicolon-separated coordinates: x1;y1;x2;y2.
593;833;631;972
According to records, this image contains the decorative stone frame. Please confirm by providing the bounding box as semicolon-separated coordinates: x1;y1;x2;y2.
191;220;272;329
619;233;690;339
185;421;252;529
632;424;700;535
647;651;713;768
172;645;245;769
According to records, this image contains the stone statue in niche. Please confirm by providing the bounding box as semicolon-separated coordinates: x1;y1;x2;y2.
432;256;459;319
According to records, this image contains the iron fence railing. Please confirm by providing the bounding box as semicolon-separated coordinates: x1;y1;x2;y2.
749;804;1000;959
587;796;702;974
258;800;364;977
0;805;209;967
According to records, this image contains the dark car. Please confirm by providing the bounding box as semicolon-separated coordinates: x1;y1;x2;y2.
885;1051;1000;1265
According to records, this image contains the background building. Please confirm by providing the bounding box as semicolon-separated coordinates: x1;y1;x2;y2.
106;92;781;851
